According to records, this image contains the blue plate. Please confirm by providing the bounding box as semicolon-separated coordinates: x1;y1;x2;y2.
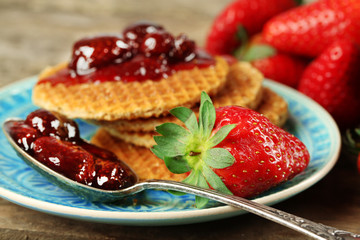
0;77;340;226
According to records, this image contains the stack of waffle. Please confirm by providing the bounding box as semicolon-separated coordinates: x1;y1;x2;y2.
33;58;288;181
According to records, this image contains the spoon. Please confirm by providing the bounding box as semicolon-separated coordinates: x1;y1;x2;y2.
3;119;360;240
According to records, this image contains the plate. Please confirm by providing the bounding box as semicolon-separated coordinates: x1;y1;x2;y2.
0;76;340;226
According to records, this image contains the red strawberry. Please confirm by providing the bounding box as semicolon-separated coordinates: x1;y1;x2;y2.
239;34;308;88
251;53;307;88
205;0;297;55
152;92;310;207
262;0;360;57
298;39;360;128
357;154;360;174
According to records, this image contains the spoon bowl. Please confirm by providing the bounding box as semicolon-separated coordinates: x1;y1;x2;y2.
3;118;360;240
3;117;142;202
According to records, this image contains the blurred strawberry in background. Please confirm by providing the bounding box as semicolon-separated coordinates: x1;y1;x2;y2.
236;34;308;88
298;39;360;128
205;0;360;131
262;0;360;57
205;0;298;55
206;0;360;170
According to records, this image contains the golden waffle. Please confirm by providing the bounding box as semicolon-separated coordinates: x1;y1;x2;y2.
104;87;288;148
257;87;288;128
33;57;229;121
91;128;187;181
104;128;158;149
91;61;264;132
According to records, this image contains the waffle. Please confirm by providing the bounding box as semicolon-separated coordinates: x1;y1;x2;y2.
91;128;187;181
256;87;288;128
104;87;288;148
91;61;264;132
33;57;229;121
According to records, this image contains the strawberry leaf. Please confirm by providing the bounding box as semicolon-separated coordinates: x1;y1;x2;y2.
168;190;187;196
194;173;210;208
355;128;360;136
200;90;213;103
232;25;249;58
203;165;233;195
208;124;236;148
151;145;165;160
235;25;248;45
183;169;198;185
155;123;190;142
199;97;216;140
195;195;210;208
204;148;235;169
153;135;186;157
170;107;198;134
183;170;210;208
164;156;191;174
241;44;276;62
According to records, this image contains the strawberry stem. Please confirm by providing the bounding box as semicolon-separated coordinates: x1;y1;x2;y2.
189;151;201;156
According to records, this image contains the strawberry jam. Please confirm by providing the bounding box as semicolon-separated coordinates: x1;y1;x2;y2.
38;21;215;86
4;109;136;190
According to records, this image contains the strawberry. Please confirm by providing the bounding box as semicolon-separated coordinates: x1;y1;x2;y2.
357;154;360;174
262;0;360;57
251;53;307;88
238;34;308;88
298;39;360;128
151;92;310;207
205;0;297;55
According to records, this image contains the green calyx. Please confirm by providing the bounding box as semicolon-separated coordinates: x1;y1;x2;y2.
232;24;276;61
343;128;360;156
151;91;236;208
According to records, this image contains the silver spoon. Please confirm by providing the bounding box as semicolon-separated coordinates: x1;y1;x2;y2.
2;119;360;240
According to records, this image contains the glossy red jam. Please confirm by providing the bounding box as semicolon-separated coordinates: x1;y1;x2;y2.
38;21;215;86
4;109;136;190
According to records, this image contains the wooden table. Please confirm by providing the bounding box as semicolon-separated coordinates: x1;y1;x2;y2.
1;1;360;239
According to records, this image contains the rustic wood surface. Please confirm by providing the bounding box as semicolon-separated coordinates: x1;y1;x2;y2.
1;0;360;239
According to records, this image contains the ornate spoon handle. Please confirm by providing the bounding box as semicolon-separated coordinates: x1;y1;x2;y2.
138;180;360;240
